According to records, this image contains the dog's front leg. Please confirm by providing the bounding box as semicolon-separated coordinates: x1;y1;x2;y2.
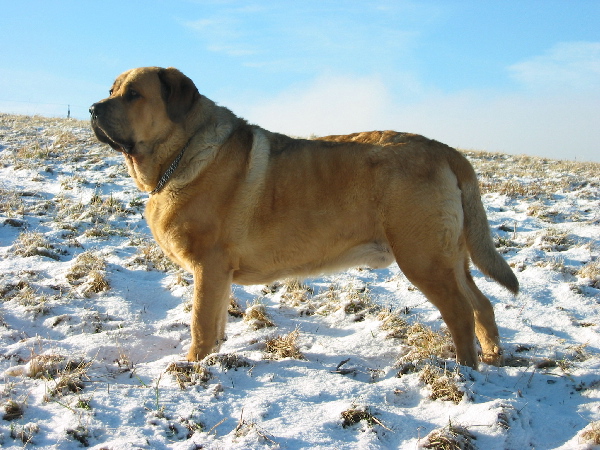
187;257;233;361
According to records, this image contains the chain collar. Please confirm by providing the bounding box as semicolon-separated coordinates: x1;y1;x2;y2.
149;139;191;195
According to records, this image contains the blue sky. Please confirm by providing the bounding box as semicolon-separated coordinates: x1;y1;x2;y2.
2;1;599;162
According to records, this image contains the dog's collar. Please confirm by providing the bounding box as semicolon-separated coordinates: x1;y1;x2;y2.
149;139;191;195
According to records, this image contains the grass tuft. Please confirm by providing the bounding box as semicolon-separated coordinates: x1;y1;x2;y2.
204;353;250;371
378;309;409;339
422;421;476;450
10;422;40;444
66;426;90;446
2;399;25;421
419;364;465;404
129;241;179;272
67;251;110;296
264;328;304;360
577;260;600;288
244;302;275;330
581;421;600;445
341;405;390;430
166;362;212;389
402;323;455;363
13;231;60;260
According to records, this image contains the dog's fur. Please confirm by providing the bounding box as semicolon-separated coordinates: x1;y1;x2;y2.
90;67;518;368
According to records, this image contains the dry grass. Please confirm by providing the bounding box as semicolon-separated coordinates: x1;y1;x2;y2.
309;282;376;319
129;240;179;272
13;231;60;260
204;353;250;371
166;362;212;389
44;363;90;400
23;354;85;379
89;192;129;217
342;287;375;320
422;422;476;450
228;296;245;318
462;149;600;200
341;405;389;430
3;353;91;402
81;270;110;297
378;308;409;339
67;251;106;280
577;260;600;288
10;423;40;445
264;328;304;360
2;399;25;421
536;228;574;252
419;364;465;404
244;302;275;330
0;187;25;217
535;256;567;273
10;283;51;316
233;410;277;445
66;251;110;296
278;279;316;314
66;426;91;446
581;421;600;445
403;323;456;363
0;115;106;201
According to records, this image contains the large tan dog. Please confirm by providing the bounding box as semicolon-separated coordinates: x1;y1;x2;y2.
90;67;518;369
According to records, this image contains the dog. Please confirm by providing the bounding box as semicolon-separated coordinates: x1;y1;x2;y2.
90;67;518;369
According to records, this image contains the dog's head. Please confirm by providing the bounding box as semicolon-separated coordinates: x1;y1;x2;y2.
89;67;200;156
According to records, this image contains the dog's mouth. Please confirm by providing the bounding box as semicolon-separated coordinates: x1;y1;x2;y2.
91;123;135;155
107;136;135;155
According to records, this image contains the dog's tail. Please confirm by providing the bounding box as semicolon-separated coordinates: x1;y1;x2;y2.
449;149;519;294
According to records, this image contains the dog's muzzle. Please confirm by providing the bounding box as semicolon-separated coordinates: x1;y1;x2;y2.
88;102;134;154
89;103;101;121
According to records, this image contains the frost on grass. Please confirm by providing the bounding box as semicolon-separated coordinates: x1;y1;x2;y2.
13;231;61;260
1;114;600;448
419;364;465;404
577;260;600;288
581;421;600;445
401;323;456;363
244;301;275;330
10;423;40;445
421;422;476;450
204;353;251;370
340;404;391;431
129;240;179;272
2;399;25;421
264;328;304;360
378;308;409;339
166;361;212;389
66;250;110;296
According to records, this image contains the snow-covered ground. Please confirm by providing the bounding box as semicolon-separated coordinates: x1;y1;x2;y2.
1;113;599;449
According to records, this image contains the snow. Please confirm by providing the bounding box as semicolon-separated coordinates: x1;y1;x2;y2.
0;113;599;449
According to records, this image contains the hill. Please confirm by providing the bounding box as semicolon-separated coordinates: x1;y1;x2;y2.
1;113;600;448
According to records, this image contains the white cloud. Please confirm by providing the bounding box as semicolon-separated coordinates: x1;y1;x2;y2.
237;72;600;163
509;41;600;92
391;90;600;163
244;74;394;137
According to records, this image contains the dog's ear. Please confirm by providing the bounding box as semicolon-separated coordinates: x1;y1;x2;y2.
158;67;200;123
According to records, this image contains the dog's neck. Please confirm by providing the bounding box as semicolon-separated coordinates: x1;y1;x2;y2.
149;139;190;195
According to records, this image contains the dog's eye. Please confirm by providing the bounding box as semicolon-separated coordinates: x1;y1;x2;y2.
127;89;141;100
109;89;114;96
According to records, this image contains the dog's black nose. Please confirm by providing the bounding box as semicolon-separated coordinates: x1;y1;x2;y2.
89;104;97;119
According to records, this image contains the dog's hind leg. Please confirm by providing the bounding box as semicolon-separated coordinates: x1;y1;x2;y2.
464;263;503;366
187;256;233;361
406;268;478;367
389;235;479;368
